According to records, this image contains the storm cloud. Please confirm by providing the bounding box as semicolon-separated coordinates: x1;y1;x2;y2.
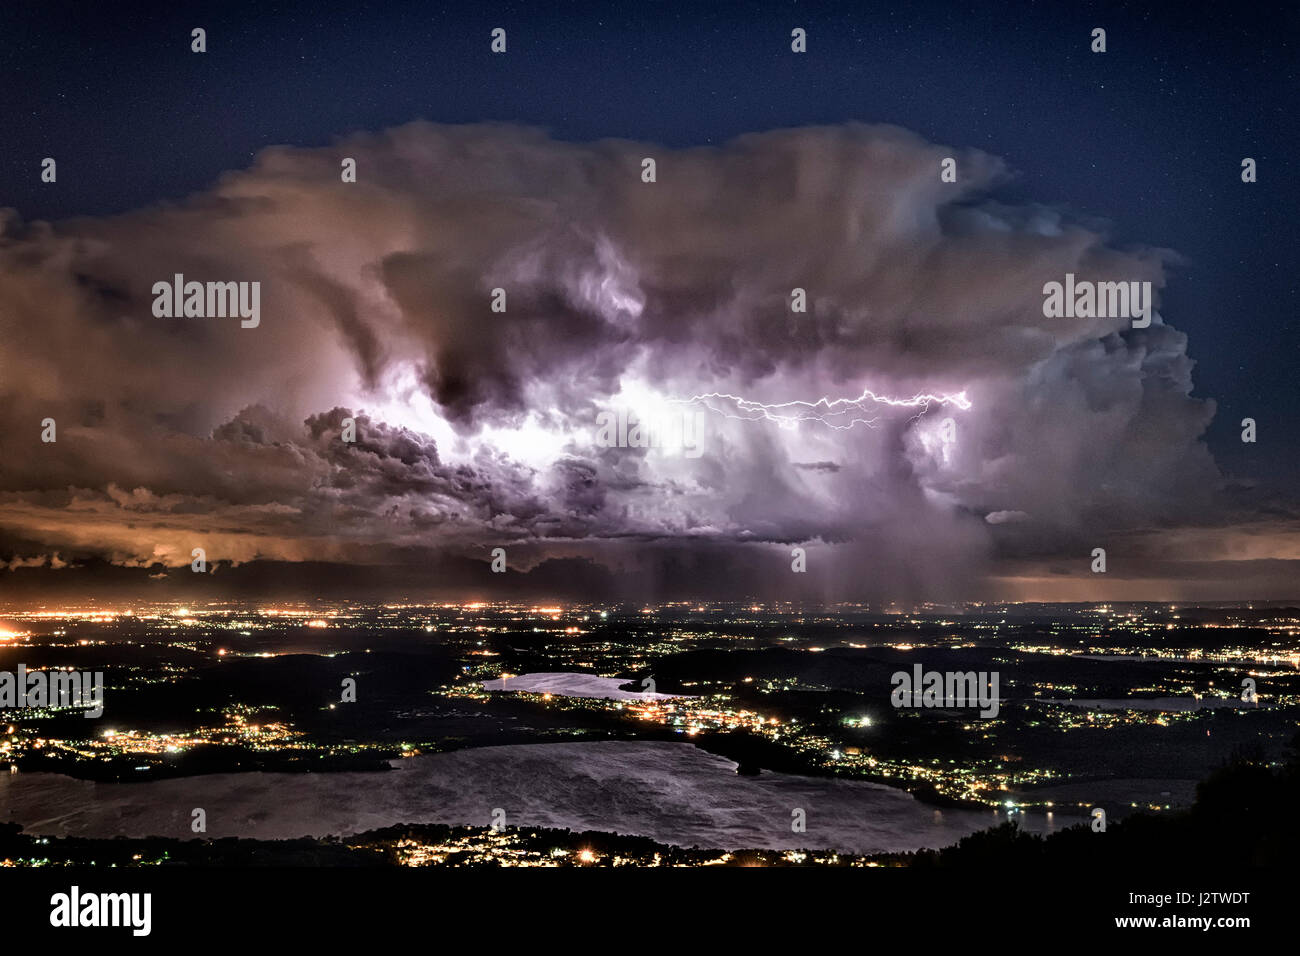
0;120;1276;601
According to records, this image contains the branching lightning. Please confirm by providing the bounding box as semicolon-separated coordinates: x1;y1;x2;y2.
671;388;972;429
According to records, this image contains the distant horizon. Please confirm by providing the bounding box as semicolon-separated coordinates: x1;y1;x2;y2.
5;592;1300;613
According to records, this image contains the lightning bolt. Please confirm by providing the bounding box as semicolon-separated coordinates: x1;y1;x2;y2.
671;388;971;430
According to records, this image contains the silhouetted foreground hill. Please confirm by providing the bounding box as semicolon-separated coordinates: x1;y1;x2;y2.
903;734;1300;868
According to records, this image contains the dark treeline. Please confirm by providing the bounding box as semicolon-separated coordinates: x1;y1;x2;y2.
898;734;1300;868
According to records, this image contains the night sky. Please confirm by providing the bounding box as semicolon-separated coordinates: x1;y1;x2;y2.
0;1;1296;602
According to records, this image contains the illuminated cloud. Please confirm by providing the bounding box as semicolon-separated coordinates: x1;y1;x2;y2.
0;120;1278;600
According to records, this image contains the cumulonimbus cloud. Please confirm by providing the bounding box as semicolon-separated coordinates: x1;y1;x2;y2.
0;120;1265;600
